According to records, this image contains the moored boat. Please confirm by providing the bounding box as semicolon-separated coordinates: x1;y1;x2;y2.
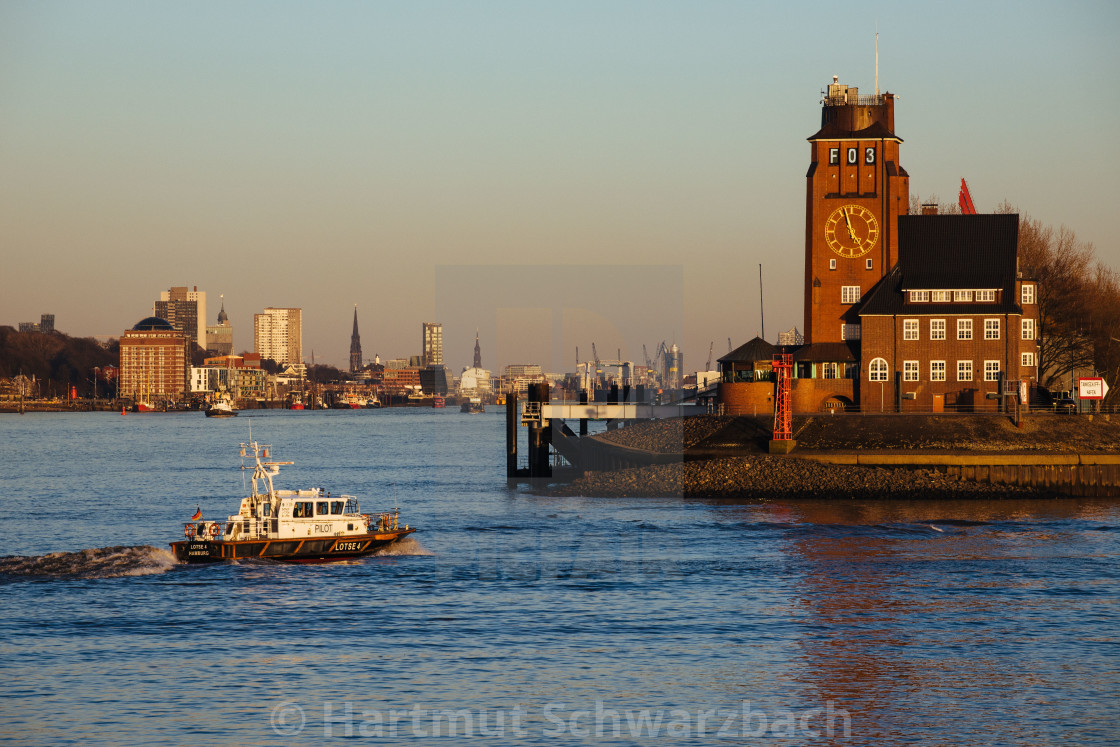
169;440;416;563
460;397;484;413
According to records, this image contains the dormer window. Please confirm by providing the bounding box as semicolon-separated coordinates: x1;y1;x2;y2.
976;290;996;302
932;290;951;302
911;290;929;302
953;290;973;302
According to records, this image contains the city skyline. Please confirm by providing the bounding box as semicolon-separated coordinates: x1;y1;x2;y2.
2;2;1117;371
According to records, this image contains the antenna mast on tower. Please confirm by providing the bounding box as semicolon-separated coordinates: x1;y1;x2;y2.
875;31;880;95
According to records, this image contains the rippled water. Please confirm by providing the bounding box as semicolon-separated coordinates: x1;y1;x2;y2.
1;410;1118;745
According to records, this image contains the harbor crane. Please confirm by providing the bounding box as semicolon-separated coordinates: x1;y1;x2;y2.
706;341;714;371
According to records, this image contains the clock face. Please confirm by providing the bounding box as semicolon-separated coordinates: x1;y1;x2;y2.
824;204;880;258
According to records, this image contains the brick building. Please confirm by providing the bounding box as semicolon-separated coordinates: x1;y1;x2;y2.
718;75;1038;413
119;317;189;405
859;214;1038;411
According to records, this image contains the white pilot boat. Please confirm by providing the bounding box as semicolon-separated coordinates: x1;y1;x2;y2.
169;440;416;564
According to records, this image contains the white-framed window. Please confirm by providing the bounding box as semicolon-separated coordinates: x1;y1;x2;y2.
954;290;973;302
1022;284;1035;304
869;358;889;382
930;360;946;381
821;362;838;379
984;360;1001;381
958;360;973;382
1022;352;1036;367
930;319;946;340
903;319;919;341
984;319;1000;340
903;360;919;382
829;258;837;270
865;258;873;270
911;290;930;302
958;319;973;340
976;290;996;302
840;323;861;341
1022;318;1035;340
932;290;951;302
841;286;861;304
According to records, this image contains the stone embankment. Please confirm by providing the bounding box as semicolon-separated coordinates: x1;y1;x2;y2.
551;456;1041;499
555;414;1120;498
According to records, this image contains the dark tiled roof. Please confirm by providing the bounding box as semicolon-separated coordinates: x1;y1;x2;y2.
807;120;899;141
791;342;859;363
860;214;1023;316
898;214;1018;288
718;337;777;364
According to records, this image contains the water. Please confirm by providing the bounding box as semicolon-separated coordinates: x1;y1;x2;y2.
1;409;1118;745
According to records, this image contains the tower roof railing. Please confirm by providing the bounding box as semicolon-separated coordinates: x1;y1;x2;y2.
822;93;886;107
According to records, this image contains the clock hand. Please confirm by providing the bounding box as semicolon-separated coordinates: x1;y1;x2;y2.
843;208;856;241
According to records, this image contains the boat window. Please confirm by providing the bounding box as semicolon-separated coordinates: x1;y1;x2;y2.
294;502;313;518
316;501;329;515
330;501;344;515
262;503;271;518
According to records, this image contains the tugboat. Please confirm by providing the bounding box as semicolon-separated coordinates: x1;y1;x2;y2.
204;391;237;418
460;397;484;413
169;440;416;563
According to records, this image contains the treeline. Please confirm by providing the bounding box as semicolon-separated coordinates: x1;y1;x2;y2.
0;326;119;398
1008;204;1119;402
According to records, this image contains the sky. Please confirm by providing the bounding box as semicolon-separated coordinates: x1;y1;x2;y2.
2;1;1118;373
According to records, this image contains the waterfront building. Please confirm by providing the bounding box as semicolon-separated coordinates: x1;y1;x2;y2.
254;307;302;366
205;295;233;356
458;366;492;395
155;286;206;349
119;317;189;403
349;305;363;373
501;364;545;395
777;327;803;346
858;213;1039;412
422;322;443;367
717;75;1040;414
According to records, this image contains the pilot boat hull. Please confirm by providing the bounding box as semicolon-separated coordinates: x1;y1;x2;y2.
170;528;417;564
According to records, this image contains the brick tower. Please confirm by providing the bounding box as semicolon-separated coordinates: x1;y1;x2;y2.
804;76;909;345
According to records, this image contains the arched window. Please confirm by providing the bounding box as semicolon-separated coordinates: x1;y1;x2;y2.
869;358;889;382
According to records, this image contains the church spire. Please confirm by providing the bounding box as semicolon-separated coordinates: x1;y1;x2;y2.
473;329;482;369
349;304;363;373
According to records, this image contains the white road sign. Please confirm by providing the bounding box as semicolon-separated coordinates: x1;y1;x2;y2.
1078;378;1109;400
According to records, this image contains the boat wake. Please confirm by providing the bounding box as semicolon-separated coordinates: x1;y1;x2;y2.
373;536;433;557
0;546;179;579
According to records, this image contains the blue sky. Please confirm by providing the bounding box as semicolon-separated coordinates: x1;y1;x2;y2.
2;1;1117;371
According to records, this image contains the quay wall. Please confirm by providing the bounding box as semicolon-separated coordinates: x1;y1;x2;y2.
798;453;1120;497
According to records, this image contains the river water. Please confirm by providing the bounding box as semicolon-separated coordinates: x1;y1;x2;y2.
1;409;1117;745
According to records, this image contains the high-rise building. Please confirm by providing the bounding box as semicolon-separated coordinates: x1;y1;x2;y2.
254;308;302;366
350;305;363;373
154;286;207;349
119;317;189;403
422;322;443;367
18;313;54;333
205;295;234;356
